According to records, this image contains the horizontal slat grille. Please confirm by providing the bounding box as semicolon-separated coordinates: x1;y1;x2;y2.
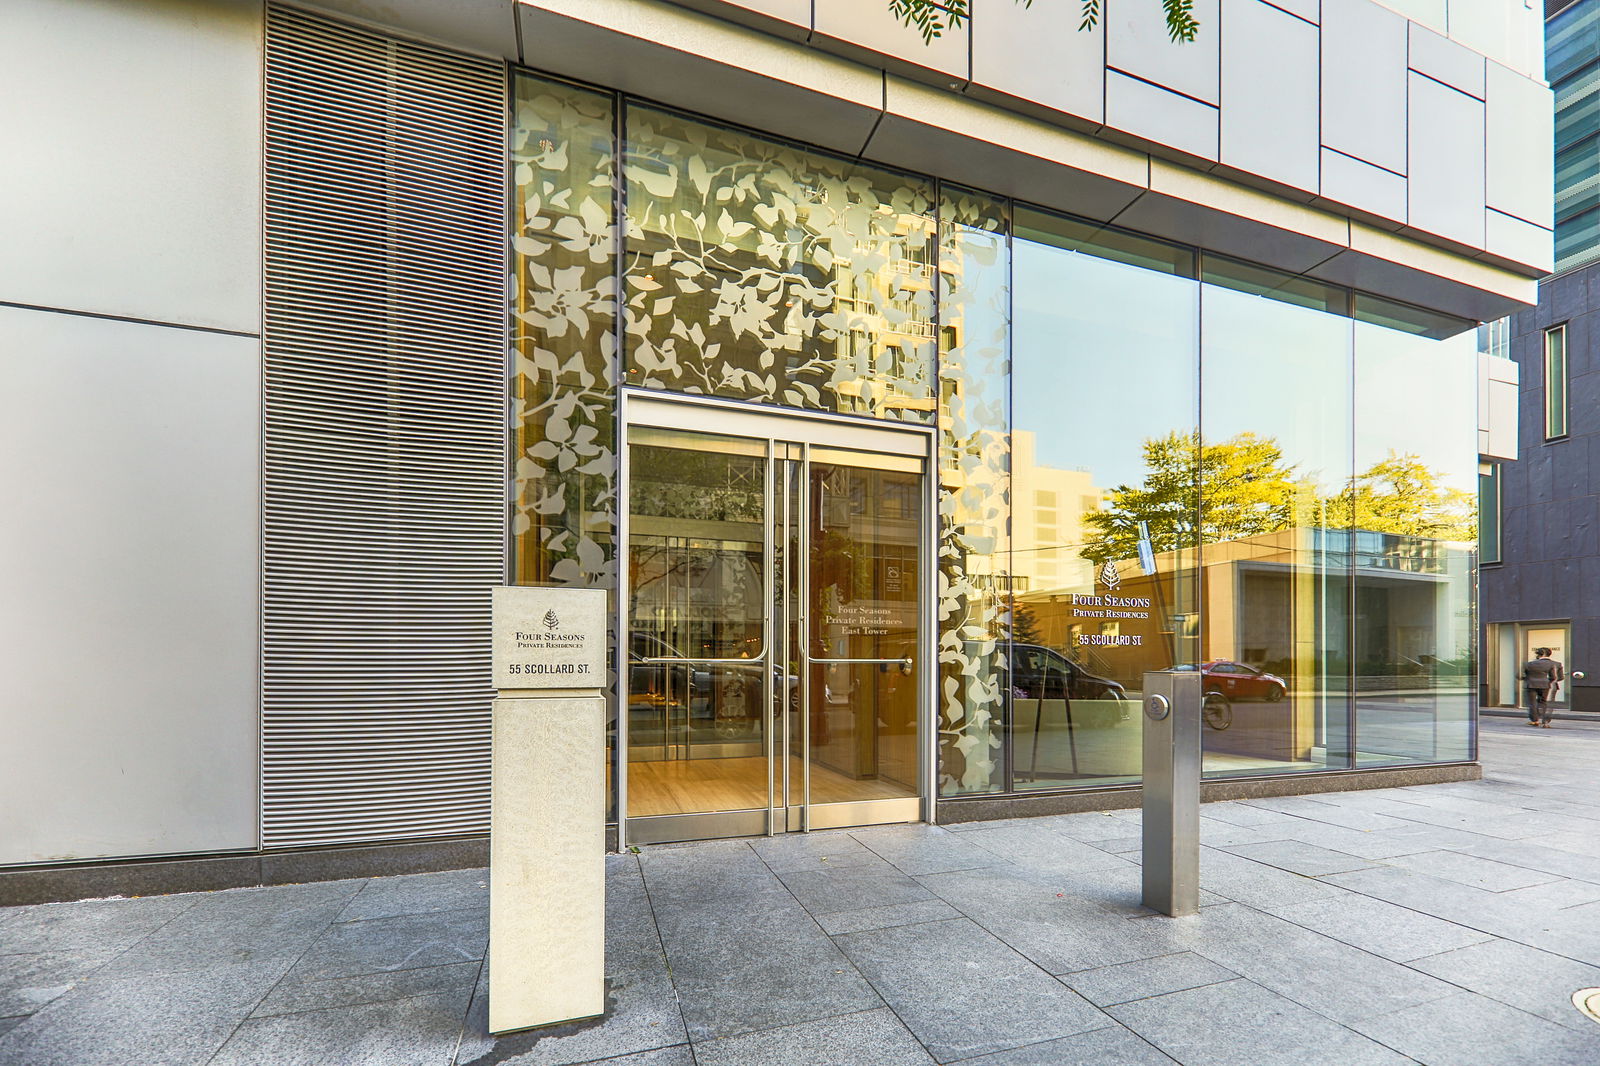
262;6;507;849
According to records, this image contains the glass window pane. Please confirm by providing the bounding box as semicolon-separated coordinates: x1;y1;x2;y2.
1199;283;1352;778
1478;464;1501;564
1546;326;1569;439
1353;323;1478;765
623;106;936;421
1010;227;1200;791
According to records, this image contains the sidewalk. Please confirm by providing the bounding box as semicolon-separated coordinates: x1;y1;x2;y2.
4;718;1600;1065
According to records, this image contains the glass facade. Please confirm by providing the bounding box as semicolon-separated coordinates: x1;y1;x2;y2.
1551;0;1600;273
510;69;1481;817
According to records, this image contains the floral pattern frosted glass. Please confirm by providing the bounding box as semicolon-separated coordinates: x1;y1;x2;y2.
937;190;1011;795
510;75;617;586
623;106;937;421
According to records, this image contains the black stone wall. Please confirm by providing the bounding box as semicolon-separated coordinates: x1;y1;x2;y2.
1481;261;1600;710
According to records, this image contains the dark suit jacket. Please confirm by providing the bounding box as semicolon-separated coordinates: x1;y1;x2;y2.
1522;658;1565;690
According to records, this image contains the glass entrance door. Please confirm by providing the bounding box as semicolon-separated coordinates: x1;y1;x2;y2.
622;396;928;844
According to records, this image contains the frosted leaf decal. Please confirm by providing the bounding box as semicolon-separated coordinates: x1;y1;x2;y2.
511;76;618;587
623;106;937;421
936;189;1011;796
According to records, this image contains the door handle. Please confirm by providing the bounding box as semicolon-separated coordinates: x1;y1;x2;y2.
810;655;914;676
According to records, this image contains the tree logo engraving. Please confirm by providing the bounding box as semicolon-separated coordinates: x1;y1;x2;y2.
1098;559;1122;591
543;609;560;630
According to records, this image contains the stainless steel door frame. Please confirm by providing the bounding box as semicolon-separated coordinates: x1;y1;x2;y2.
618;390;936;849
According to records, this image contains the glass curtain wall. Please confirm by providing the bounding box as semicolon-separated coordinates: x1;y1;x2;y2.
507;68;1480;813
1352;309;1478;763
1197;260;1352;776
1011;211;1199;789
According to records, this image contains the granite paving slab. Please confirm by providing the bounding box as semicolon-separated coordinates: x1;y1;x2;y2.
814;898;962;935
1108;978;1417;1066
251;960;481;1019
958;824;1140;872
1385;848;1564;892
692;1007;935;1066
0;894;197;959
778;862;935;916
833;917;1110;1062
1218;840;1382;877
1407;938;1600;1032
1498;877;1600;910
0;948;119;1018
1195;847;1349;910
0;956;296;1066
942;1026;1178;1066
1270;894;1494;962
1133;902;1457;1025
651;882;881;1041
562;1047;694;1066
636;840;781;908
1058;951;1237;1006
1350;990;1600;1066
279;906;488;984
914;866;1169;973
95;880;361;979
852;825;1004;876
750;829;886;873
210;987;475;1066
337;868;488;922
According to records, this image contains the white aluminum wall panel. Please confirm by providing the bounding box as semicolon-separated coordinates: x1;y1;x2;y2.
0;0;261;334
970;0;1104;124
1408;23;1485;99
0;307;259;865
1322;0;1409;177
262;8;507;849
1320;148;1409;224
1220;0;1318;194
1106;0;1221;105
1408;71;1486;249
1486;61;1555;231
812;0;969;81
1106;70;1219;161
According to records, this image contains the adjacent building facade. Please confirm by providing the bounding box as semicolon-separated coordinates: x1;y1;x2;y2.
1481;0;1598;712
1;0;1553;893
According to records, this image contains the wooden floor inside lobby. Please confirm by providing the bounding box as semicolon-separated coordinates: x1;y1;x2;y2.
626;755;915;817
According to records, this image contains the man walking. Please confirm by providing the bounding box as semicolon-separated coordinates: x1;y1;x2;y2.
1523;648;1565;728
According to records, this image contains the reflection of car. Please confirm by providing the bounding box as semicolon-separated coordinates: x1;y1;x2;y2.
1006;643;1132;727
1173;661;1287;702
627;632;711;713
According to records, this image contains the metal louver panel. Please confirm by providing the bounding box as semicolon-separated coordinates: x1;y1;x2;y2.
263;7;507;848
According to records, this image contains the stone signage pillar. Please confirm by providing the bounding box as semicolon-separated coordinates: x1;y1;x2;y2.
489;586;607;1034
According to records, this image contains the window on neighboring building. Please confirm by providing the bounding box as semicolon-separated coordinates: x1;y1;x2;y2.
1546;325;1568;440
1479;463;1501;564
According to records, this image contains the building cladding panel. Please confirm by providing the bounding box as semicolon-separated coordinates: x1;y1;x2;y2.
260;8;508;848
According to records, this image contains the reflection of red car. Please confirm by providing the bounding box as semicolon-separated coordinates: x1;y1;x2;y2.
1175;661;1287;702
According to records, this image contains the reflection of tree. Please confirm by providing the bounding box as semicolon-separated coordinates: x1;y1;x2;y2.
1082;432;1474;562
1323;451;1475;541
1081;431;1294;562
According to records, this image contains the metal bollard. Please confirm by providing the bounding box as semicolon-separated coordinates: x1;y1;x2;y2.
1142;669;1201;917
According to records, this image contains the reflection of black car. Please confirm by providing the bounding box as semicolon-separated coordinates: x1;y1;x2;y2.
1006;643;1132;728
627;632;711;714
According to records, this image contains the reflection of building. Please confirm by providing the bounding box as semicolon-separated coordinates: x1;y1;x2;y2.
1;0;1546;896
1009;430;1101;596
